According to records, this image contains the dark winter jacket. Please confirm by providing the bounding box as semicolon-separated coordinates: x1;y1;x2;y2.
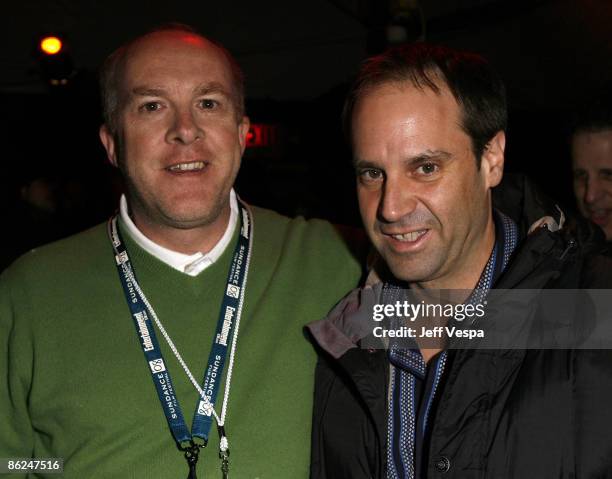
308;176;612;479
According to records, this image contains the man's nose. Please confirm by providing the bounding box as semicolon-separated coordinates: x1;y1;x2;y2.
166;108;202;145
378;177;417;223
584;178;603;205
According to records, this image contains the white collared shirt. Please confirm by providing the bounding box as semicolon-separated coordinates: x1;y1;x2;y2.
119;190;239;276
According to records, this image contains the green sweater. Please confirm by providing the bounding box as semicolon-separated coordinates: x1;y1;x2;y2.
0;206;364;478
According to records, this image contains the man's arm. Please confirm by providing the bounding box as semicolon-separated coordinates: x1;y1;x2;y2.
0;267;34;474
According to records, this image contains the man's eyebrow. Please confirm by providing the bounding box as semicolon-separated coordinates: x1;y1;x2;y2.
128;83;232;98
408;150;452;164
193;82;231;97
353;150;452;169
353;159;382;170
130;87;167;97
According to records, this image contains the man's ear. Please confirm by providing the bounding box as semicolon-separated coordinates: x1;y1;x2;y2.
481;130;505;188
99;125;118;167
238;116;251;155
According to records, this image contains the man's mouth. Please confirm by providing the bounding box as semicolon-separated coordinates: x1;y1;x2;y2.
588;209;611;226
166;161;206;172
389;229;429;242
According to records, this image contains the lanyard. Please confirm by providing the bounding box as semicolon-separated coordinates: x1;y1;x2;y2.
108;201;253;479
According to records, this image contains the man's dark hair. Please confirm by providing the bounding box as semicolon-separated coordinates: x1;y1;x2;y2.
569;91;612;139
99;23;245;136
343;43;507;165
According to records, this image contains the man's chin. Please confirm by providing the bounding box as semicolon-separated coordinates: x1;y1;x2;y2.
160;210;224;230
382;253;438;285
586;213;612;241
156;195;230;229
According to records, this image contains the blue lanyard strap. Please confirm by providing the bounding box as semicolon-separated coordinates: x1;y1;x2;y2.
191;203;251;441
107;202;252;449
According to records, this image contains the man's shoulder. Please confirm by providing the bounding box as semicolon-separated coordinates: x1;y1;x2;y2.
3;222;110;282
579;251;612;288
250;204;334;235
249;204;368;259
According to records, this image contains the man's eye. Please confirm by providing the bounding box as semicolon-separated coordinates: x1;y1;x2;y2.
139;102;161;113
199;99;218;109
359;169;383;182
573;170;587;181
600;170;612;181
416;162;439;176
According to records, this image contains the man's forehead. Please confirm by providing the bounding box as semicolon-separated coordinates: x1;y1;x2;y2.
352;81;462;142
574;129;612;147
128;30;211;55
355;80;458;122
116;31;233;96
123;31;226;74
573;129;612;167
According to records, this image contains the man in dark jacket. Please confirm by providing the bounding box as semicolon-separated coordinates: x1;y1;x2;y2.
308;44;612;479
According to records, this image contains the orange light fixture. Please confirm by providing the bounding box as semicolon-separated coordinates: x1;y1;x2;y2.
40;36;63;55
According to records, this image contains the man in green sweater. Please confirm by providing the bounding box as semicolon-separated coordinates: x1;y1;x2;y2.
0;25;363;478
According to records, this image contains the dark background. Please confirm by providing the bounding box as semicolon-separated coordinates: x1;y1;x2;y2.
2;0;612;268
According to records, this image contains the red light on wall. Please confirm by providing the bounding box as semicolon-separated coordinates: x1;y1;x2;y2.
246;124;277;148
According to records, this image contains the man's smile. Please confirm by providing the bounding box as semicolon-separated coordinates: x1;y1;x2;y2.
166;160;208;172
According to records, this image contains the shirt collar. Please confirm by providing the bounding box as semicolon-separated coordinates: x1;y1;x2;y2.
119;189;238;277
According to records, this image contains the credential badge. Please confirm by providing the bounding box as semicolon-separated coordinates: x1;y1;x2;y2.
149;358;166;374
226;284;240;299
197;400;213;416
115;251;129;265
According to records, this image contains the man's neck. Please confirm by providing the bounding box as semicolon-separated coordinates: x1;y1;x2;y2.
136;217;230;255
128;203;232;256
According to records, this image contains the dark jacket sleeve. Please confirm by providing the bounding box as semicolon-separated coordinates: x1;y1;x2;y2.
310;353;333;479
311;346;388;479
574;349;612;477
